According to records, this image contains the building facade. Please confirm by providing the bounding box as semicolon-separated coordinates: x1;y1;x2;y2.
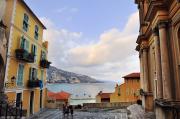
110;73;140;103
135;0;180;118
3;0;50;117
0;0;7;101
96;91;111;103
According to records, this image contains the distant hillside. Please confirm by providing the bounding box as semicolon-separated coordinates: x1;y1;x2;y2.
47;66;102;83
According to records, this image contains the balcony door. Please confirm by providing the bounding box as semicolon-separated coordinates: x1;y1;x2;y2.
16;93;22;107
40;90;43;109
30;91;34;115
17;64;24;87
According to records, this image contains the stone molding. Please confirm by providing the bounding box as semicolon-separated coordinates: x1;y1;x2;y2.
152;27;159;36
144;1;167;21
158;21;168;29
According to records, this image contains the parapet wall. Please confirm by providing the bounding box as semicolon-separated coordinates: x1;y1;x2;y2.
83;102;135;109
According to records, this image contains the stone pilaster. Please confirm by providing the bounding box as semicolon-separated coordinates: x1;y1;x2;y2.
158;21;172;99
141;42;149;92
152;27;163;99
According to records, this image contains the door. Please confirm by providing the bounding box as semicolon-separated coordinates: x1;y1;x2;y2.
16;93;22;107
30;91;34;115
40;90;42;109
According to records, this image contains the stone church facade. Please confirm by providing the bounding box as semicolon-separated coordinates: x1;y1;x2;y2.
135;0;180;118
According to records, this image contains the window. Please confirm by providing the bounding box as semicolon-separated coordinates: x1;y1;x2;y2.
29;67;37;80
23;13;29;32
41;70;44;82
20;36;29;51
17;64;24;87
118;87;121;96
31;44;37;62
34;25;39;40
41;51;46;60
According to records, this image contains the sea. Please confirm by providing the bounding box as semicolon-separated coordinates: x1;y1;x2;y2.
47;82;116;105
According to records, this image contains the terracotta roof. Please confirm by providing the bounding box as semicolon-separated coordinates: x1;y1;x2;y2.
48;91;71;100
97;93;112;99
48;92;56;97
122;73;140;79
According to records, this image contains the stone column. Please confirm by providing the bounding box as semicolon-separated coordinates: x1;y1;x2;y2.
142;42;149;92
158;21;172;99
153;28;163;99
139;51;144;90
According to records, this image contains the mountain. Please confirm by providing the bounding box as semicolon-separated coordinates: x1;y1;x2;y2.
47;66;102;83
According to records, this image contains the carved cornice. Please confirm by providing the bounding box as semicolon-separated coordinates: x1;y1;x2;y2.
141;40;149;50
135;0;144;4
145;0;168;22
136;34;146;44
158;20;169;29
136;45;140;51
152;27;159;36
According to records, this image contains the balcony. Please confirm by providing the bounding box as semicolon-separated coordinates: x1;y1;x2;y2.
40;59;51;68
27;79;43;88
15;49;34;63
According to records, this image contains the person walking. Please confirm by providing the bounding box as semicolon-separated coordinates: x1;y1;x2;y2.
69;105;74;117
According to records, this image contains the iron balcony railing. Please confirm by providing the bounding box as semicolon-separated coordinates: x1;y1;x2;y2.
0;100;27;119
15;49;34;63
27;79;43;88
40;59;51;68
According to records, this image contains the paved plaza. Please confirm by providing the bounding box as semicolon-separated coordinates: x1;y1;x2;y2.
30;109;128;119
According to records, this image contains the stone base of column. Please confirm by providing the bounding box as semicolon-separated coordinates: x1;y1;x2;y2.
155;99;180;119
155;107;165;119
145;95;154;112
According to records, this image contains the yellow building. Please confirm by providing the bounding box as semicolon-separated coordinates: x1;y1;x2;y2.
3;0;50;117
110;73;140;103
96;91;112;103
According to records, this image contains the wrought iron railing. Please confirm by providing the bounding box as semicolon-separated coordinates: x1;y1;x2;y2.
0;100;25;119
40;59;51;68
27;79;43;88
15;49;34;63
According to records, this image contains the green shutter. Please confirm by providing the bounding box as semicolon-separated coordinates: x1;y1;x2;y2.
20;37;25;49
25;40;29;51
29;67;32;80
17;64;24;86
34;69;37;79
41;70;44;81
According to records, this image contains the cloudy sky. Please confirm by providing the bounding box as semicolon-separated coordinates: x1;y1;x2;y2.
25;0;140;83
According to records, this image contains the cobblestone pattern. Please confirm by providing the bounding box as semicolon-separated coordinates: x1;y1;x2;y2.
30;109;128;119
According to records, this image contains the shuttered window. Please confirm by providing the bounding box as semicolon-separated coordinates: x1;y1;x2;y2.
29;67;38;80
17;64;24;86
23;13;29;32
20;36;29;51
31;44;37;62
34;25;39;40
41;51;46;60
41;70;44;82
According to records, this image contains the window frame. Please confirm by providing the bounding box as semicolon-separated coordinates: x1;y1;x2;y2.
16;64;24;87
23;13;29;32
34;25;39;40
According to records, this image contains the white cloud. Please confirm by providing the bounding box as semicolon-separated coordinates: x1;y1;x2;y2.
56;7;79;14
41;11;140;82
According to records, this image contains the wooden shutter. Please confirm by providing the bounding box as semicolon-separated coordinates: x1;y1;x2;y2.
17;64;24;86
20;36;25;49
29;67;32;80
34;69;38;79
25;40;29;51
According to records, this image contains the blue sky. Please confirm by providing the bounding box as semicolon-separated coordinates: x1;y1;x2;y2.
26;0;137;39
25;0;140;82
